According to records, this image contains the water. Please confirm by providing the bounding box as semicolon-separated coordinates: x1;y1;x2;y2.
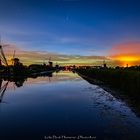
0;71;140;140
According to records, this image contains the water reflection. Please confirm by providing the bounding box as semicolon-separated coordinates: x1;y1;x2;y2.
0;80;9;103
81;74;140;117
0;72;53;103
85;85;140;134
0;71;140;140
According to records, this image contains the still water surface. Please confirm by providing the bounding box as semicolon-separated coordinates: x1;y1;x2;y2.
0;71;140;140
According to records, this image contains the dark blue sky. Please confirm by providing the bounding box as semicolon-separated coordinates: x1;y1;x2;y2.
0;0;140;56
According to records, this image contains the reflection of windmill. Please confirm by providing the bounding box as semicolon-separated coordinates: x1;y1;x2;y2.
48;76;51;82
0;80;9;103
0;37;9;67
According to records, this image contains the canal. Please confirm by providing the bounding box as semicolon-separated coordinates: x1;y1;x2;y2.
0;71;140;140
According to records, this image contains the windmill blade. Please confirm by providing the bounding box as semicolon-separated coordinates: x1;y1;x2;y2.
13;50;15;58
12;50;16;65
0;56;7;65
0;51;8;65
0;37;9;66
0;47;8;66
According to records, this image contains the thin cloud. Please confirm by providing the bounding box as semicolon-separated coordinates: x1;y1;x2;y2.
108;42;140;56
2;44;108;66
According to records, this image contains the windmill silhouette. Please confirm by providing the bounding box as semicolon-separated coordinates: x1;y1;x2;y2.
0;36;17;67
0;36;9;67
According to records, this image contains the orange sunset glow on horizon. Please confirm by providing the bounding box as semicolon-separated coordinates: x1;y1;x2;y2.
2;42;140;67
108;42;140;66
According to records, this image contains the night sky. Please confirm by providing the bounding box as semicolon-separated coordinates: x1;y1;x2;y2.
0;0;140;65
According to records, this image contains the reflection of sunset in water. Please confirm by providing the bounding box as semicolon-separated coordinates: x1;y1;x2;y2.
25;71;80;85
0;72;80;92
1;71;140;140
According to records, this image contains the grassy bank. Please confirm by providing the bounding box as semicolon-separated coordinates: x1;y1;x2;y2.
76;68;140;97
75;68;140;116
